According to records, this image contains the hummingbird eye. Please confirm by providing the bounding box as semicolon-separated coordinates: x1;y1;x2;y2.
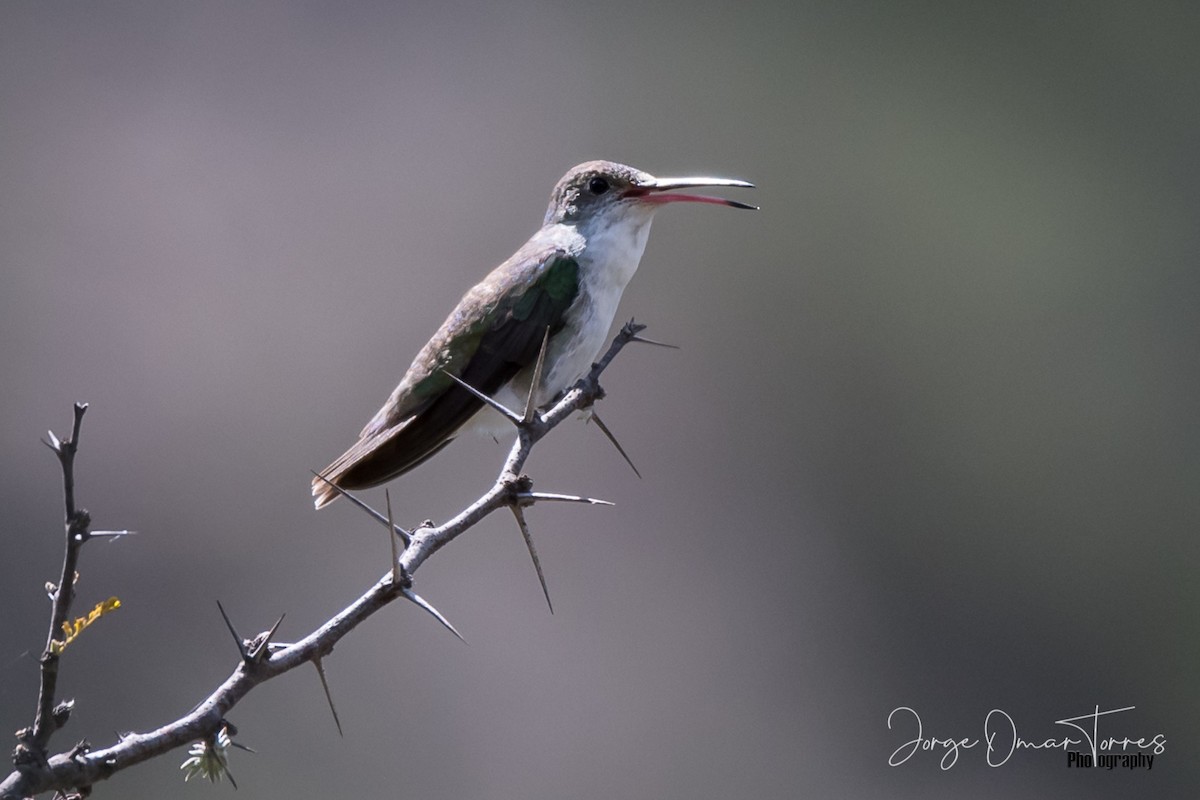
587;176;610;196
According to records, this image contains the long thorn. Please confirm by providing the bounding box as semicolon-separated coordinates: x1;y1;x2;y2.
629;334;680;349
310;472;411;546
441;369;522;425
312;657;344;737
401;588;466;643
265;612;286;643
91;530;136;540
386;490;401;585
510;505;553;614
216;601;248;661
589;411;642;478
524;326;551;424
514;491;615;506
250;612;287;661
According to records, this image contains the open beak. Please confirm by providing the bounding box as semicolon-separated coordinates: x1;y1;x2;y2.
626;175;757;210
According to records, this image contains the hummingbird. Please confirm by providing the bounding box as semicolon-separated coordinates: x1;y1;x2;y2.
312;160;755;509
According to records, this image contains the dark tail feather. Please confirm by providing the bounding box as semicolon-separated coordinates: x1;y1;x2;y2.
313;383;490;509
311;439;371;509
311;431;454;509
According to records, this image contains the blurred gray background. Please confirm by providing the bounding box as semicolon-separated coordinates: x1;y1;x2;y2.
2;2;1196;798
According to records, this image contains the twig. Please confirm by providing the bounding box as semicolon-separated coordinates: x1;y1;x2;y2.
29;403;91;756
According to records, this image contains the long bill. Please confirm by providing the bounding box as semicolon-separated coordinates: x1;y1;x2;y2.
626;175;757;210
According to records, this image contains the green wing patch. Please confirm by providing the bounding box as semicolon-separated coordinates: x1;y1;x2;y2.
512;256;579;322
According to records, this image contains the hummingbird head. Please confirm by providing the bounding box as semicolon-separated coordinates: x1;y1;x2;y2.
544;160;756;227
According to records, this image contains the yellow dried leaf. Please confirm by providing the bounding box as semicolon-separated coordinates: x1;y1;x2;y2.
50;596;122;654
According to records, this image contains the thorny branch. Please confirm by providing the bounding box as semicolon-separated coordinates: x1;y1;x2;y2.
2;321;651;799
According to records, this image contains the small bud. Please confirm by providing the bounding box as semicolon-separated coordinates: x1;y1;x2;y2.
12;742;35;766
54;698;76;727
68;739;90;760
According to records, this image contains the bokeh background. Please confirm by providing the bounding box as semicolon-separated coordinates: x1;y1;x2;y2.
2;2;1197;797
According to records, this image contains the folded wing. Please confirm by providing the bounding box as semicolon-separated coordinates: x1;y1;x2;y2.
312;249;580;508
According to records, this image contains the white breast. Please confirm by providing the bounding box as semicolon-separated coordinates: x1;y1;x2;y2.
540;214;654;396
466;214;655;437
